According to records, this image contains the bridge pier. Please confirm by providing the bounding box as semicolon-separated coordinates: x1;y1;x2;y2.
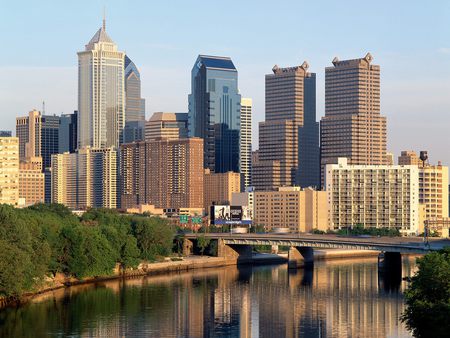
288;246;314;269
217;239;253;265
182;238;193;256
378;252;402;291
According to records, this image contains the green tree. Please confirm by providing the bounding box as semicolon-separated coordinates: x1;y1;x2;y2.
0;240;30;297
401;248;450;338
197;235;210;256
132;217;174;260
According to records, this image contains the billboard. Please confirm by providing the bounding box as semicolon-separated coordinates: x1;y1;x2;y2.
211;205;252;225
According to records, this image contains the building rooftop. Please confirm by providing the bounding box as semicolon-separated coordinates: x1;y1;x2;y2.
197;55;236;70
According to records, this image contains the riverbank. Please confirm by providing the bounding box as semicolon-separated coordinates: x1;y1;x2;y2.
0;248;416;310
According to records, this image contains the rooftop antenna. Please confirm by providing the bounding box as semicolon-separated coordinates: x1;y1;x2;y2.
102;7;106;30
42;101;45;115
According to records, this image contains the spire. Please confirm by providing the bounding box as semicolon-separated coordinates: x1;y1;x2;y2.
102;7;106;31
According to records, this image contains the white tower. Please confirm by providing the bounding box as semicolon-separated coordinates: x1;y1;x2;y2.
77;19;125;148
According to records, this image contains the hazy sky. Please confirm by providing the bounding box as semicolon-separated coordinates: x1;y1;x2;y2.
1;0;449;165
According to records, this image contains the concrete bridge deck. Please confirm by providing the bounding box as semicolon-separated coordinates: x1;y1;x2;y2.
184;233;449;254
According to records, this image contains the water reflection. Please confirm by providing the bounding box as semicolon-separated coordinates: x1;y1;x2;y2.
0;257;417;338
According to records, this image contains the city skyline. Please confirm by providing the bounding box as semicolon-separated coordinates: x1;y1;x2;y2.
1;1;450;166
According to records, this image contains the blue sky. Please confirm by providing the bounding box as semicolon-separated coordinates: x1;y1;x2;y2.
1;0;449;165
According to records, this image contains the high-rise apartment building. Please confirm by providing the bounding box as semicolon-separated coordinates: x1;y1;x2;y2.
0;137;19;205
145;112;188;141
204;169;241;211
240;98;252;190
19;158;45;206
254;62;319;191
398;150;420;166
254;187;327;233
78;20;125;148
59;111;78;153
419;163;449;220
51;147;118;209
188;55;241;174
120;138;204;210
321;53;387;184
325;158;420;235
16;109;60;169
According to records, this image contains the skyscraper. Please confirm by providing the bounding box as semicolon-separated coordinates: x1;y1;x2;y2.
59;111;78;153
78;19;125;148
254;62;318;190
188;55;241;174
124;55;145;143
320;53;387;184
240;98;252;190
16;109;59;169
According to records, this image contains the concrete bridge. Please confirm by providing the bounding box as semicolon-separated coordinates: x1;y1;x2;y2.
183;233;449;269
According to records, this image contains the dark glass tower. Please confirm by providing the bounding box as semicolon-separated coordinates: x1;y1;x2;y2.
188;55;241;173
59;111;78;153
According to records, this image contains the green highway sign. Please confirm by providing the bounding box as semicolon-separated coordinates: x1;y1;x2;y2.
180;215;189;224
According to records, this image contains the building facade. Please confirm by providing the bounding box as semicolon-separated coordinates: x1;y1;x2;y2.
120;138;204;210
145;112;188;141
231;187;255;221
398;150;421;166
188;55;241;174
78;20;125;148
204;169;241;212
254;187;327;233
124;55;145;143
51;147;118;209
240;98;252;190
0;131;12;137
325;158;420;235
16;109;60;169
19;158;45;206
419;163;449;220
0;137;19;205
321;53;387;184
254;62;319;191
59;111;78;153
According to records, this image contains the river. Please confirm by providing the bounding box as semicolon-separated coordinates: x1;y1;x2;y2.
0;256;417;337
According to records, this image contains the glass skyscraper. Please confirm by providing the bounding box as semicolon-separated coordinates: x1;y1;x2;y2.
188;55;241;174
124;55;145;142
59;111;78;153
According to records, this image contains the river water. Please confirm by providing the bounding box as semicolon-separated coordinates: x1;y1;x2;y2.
0;257;417;338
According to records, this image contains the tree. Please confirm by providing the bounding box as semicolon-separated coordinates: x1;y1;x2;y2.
0;240;30;297
401;247;450;338
197;235;210;256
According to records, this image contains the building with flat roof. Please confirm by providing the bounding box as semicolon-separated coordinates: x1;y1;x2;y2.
240;98;252;190
145;112;188;141
59;111;78;154
325;158;420;235
254;187;327;233
419;163;449;220
0;137;19;205
231;187;255;221
120;138;204;210
51;147;118;209
204;169;240;212
19;157;45;206
0;131;12;137
188;55;241;174
321;53;387;185
398;150;420;166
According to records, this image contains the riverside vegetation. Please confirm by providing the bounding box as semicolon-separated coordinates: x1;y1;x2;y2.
0;204;175;299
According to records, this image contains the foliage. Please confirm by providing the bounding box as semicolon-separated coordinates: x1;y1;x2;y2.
334;224;401;237
401;248;450;338
197;235;211;256
0;204;175;297
312;229;326;234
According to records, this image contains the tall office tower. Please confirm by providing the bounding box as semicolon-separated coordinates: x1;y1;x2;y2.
0;137;19;205
203;169;241;211
254;62;318;190
124;55;145;142
398;150;420;165
78;19;125;148
120;138;204;210
16;109;60;169
19;158;45;206
325;158;420;235
145;112;188;141
188;55;241;173
51;147;117;209
59;111;78;153
320;53;387;184
0;131;12;137
240;98;252;190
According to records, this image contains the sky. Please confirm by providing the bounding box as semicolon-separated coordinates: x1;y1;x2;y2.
1;0;449;165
